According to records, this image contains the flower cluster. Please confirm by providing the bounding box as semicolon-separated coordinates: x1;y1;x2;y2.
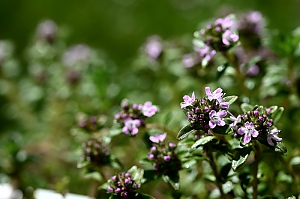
114;101;158;136
36;20;58;44
180;87;229;135
81;138;110;166
236;11;265;49
147;133;181;176
197;14;239;52
107;172;140;199
230;108;282;146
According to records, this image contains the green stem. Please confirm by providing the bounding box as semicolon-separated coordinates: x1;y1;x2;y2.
222;51;250;98
252;141;260;199
206;151;226;198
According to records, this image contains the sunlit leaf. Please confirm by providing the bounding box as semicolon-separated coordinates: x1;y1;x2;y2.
223;95;238;105
271;107;284;124
240;103;254;112
232;146;251;171
190;136;216;152
177;124;194;140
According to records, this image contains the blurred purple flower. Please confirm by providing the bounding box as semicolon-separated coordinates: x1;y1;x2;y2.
238;121;259;144
36;20;57;43
142;101;158;117
194;45;216;64
145;35;163;60
246;65;260;76
122;118;142;136
62;44;91;67
149;132;167;143
215;15;235;29
182;53;199;68
222;30;239;46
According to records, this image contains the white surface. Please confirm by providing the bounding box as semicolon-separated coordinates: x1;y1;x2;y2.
0;184;22;199
34;188;94;199
0;183;12;198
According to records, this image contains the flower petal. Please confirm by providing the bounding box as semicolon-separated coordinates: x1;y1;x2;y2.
243;133;251;143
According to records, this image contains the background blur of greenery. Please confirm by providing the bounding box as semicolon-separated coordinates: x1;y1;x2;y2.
1;0;300;66
1;0;300;197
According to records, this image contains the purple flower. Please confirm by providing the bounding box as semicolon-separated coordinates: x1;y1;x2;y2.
246;65;260;76
181;92;196;109
142;101;158;117
230;115;242;129
164;156;171;161
62;44;91;67
149;132;167;143
267;128;282;146
194;45;216;64
122;118;142;136
182;53;199;68
209;110;227;129
237;121;259;144
145;35;163;59
205;87;224;102
222;30;239;46
215;15;235;29
36;20;57;42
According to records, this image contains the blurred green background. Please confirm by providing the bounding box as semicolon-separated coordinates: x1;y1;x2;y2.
1;0;300;66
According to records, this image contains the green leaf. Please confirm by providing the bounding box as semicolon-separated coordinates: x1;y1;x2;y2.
181;159;198;169
223;95;238;105
83;171;102;181
109;125;122;137
77;160;89;169
274;142;287;154
219;163;232;183
271;107;284;124
232;146;252;171
143;170;158;183
177;124;194;140
190;136;216;152
240;103;254;112
162;174;180;190
139;193;156;199
128;166;144;184
212;125;230;135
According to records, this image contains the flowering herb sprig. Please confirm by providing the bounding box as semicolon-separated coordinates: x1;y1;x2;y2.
231;104;284;147
147;133;181;178
194;14;239;54
178;87;236;140
104;166;154;199
78;138;111;169
107;172;140;199
114;100;158;136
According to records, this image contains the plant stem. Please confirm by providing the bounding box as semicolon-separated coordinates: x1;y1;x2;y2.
206;151;226;198
252;141;260;199
222;51;250;98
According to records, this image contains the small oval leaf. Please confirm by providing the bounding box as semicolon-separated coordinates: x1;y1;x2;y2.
240;103;254;113
177;124;194;140
190;136;216;152
223;95;238;105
